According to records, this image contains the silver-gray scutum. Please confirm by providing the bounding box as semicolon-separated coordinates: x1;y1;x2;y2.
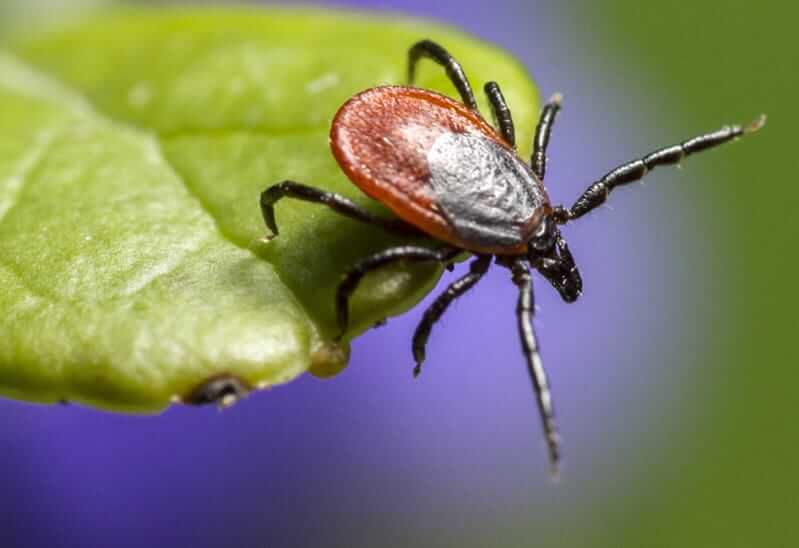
425;131;544;248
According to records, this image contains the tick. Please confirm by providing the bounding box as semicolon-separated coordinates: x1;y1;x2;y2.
261;40;764;475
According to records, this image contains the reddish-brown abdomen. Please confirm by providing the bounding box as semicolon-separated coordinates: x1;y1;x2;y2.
330;86;547;253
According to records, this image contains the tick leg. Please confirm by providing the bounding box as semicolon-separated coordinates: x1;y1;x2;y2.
484;82;516;148
412;254;491;377
510;258;560;478
556;115;766;222
260;180;422;238
408;40;478;111
531;93;563;180
335;245;461;341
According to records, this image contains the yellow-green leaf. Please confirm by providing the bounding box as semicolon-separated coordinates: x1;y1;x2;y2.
0;8;539;411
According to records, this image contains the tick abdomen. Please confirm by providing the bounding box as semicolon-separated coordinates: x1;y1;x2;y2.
331;85;548;253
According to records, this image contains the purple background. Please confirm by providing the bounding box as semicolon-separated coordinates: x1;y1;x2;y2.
0;1;712;546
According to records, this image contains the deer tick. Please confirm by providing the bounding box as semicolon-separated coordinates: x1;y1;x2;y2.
261;39;765;475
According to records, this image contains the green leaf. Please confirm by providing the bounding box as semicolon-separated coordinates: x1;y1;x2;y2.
0;8;539;411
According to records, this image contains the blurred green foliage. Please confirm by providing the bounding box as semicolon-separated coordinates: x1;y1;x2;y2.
584;1;797;546
0;0;113;35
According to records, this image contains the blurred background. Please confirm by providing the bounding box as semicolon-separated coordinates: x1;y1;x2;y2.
0;1;795;547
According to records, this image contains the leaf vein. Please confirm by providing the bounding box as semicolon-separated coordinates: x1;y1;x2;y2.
0;127;61;225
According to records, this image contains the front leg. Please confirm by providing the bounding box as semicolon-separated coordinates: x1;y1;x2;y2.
335;245;461;341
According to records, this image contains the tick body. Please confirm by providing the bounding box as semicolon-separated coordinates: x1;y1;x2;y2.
261;39;764;476
331;86;548;254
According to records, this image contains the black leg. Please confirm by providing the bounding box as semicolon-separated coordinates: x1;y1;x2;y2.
412;255;492;377
335;245;461;340
510;258;560;477
531;93;563;180
261;180;422;238
408;40;478;111
557;115;766;222
484;82;515;147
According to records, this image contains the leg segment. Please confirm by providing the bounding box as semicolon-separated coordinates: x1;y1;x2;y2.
412;255;492;377
510;258;560;477
335;245;461;340
261;180;421;238
408;40;478;110
531;93;563;180
484;82;516;147
558;115;766;222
